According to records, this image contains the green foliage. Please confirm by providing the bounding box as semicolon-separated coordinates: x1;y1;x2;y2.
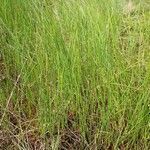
0;0;149;149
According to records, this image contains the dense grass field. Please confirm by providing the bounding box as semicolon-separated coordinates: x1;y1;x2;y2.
0;0;150;149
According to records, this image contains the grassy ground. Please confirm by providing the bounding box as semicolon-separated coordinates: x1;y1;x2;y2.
0;0;150;149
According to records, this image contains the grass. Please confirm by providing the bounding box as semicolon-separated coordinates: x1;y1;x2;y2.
0;0;150;149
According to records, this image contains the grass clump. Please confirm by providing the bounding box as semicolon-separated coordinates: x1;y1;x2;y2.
0;0;150;149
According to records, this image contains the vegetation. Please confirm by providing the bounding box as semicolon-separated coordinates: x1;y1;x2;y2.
0;0;150;149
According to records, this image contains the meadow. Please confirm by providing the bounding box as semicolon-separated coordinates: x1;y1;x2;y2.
0;0;150;149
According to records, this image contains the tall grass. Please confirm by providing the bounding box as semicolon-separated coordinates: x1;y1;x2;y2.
0;0;150;149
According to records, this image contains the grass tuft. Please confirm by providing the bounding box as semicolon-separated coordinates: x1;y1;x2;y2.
0;0;150;149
